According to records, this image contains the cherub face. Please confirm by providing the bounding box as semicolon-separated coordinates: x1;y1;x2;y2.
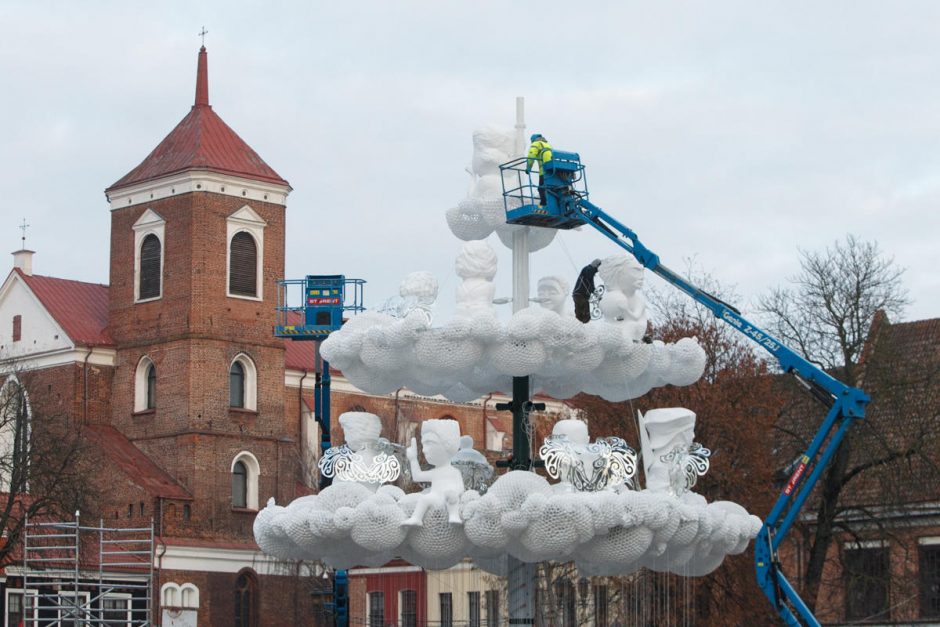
537;280;566;313
421;431;454;466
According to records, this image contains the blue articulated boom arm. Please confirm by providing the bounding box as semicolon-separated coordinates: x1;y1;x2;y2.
573;198;869;626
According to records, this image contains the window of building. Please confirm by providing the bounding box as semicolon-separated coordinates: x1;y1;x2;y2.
102;595;131;627
485;590;499;626
232;461;247;508
368;592;384;627
554;579;576;627
400;589;417;627
594;584;608;627
12;314;21;342
146;363;156;409
234;571;257;627
920;543;940;618
134;356;157;413
468;591;481;627
57;591;90;627
230;361;245;408
132;209;165;303
226;206;266;300
844;545;889;621
439;592;453;627
228;232;258;297
6;590;36;627
231;452;260;510
229;354;257;411
161;582;199;610
139;233;162;300
183;504;191;521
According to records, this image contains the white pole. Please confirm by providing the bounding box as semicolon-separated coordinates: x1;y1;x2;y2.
507;95;537;626
511;97;530;317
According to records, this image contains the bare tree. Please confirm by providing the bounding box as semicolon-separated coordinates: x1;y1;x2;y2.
757;234;930;615
758;234;910;384
0;370;93;567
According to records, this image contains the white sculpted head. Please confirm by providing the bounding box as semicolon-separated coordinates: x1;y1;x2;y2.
471;126;514;176
537;276;569;314
420;419;462;466
399;271;439;306
339;412;383;452
552;419;590;446
598;255;645;295
455;241;498;280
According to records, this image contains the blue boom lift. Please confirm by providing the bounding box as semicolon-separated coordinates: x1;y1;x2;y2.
500;151;869;626
275;274;365;627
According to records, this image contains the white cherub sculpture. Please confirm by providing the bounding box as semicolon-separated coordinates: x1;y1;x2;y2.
535;275;570;315
597;254;649;342
446;127;514;241
398;271;438;324
539;419;637;492
454;241;498;317
638;408;710;496
318;412;402;491
401;419;466;526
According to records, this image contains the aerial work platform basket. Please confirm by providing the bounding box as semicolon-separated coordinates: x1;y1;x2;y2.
499;149;589;230
274;275;365;339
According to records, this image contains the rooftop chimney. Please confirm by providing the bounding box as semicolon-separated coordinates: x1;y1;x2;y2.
13;249;34;276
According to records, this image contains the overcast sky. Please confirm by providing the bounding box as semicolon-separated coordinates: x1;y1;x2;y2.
1;1;937;326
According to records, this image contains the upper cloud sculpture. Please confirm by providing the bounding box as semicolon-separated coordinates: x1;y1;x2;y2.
321;244;706;403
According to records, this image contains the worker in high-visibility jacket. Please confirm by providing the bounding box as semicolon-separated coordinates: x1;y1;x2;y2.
525;133;553;206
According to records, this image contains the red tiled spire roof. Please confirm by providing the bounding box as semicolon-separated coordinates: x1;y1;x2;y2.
107;46;288;192
16;269;112;347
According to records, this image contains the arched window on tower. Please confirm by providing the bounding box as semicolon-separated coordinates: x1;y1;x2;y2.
232;461;248;508
139;233;162;300
228;232;258;297
230;451;260;510
134;356;157;413
234;570;257;627
228;354;257;411
146;362;157;410
230;362;245;408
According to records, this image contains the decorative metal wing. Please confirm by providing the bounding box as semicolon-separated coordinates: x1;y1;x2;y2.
589;284;606;321
318;440;403;485
660;442;711;496
451;455;495;494
539;435;637;492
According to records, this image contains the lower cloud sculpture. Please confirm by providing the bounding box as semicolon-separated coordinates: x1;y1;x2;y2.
254;410;761;576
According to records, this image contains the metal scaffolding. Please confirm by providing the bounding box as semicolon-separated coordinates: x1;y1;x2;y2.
21;511;154;625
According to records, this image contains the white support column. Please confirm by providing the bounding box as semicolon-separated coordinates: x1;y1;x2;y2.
507;96;538;626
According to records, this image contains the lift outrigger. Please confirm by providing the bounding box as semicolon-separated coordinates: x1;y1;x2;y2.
500;151;869;627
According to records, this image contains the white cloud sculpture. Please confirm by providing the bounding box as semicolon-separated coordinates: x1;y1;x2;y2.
254;471;761;576
321;303;705;403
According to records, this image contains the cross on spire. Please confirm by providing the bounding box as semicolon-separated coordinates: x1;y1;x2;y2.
18;218;29;248
199;27;208;47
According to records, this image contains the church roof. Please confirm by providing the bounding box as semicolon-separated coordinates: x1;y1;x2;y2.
106;46;288;192
16;269;112;347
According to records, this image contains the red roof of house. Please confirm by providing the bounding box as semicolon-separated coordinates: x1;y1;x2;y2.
16;269;113;347
107;46;288;192
85;425;192;500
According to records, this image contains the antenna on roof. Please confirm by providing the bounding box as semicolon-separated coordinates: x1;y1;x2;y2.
199;26;208;47
18;218;29;249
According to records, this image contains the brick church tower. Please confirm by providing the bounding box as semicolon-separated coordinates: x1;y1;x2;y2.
104;46;294;534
